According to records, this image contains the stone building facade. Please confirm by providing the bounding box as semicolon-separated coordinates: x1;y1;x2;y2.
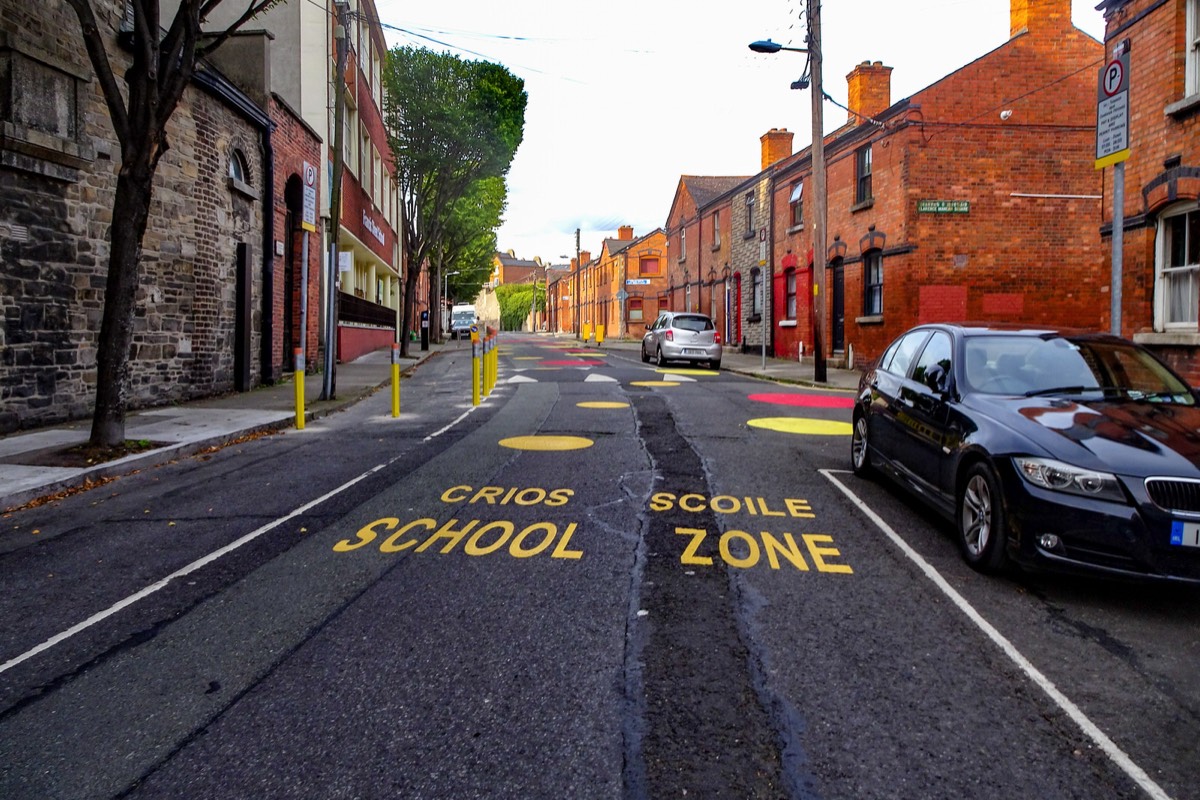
0;0;271;433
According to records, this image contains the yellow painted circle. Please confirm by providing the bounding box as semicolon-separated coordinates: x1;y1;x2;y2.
658;368;718;376
499;435;595;451
747;417;853;436
630;380;682;387
577;401;629;409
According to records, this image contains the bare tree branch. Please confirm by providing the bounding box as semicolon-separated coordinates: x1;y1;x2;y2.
63;0;131;141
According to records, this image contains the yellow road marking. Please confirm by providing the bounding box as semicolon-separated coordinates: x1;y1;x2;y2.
577;401;629;409
630;380;681;387
499;435;595;451
747;417;852;436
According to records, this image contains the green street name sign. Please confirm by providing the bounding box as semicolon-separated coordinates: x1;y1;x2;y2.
917;200;970;213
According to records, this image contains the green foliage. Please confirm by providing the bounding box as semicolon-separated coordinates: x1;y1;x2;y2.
381;45;527;351
441;177;507;301
496;283;545;331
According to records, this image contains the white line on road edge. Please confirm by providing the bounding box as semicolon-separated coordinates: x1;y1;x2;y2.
423;403;480;442
0;461;397;677
820;468;1173;800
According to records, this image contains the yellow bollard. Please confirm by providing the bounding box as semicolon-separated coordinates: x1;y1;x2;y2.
391;343;400;418
293;348;305;429
582;323;592;342
485;334;494;396
596;324;605;346
471;327;481;406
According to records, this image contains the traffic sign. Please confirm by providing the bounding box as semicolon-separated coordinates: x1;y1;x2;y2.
1095;51;1130;168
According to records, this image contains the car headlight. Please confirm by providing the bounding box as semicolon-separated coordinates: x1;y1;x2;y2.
1013;456;1126;502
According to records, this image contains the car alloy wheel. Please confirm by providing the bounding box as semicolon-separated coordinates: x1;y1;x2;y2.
851;415;871;476
958;463;1009;573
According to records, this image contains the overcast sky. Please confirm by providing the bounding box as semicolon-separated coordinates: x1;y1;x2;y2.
372;0;1107;265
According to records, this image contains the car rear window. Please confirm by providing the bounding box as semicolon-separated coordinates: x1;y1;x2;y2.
673;315;714;332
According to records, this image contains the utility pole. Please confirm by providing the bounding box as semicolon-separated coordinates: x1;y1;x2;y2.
809;0;827;383
322;1;349;400
575;228;581;339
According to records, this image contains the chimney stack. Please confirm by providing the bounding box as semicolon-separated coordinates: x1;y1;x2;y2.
618;225;634;240
1011;0;1071;36
846;61;892;126
760;128;794;169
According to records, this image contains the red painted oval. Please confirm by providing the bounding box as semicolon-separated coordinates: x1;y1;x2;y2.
748;392;855;409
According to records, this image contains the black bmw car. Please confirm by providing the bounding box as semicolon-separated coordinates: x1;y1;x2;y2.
851;323;1200;583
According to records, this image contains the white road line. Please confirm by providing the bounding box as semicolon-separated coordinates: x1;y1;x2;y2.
1;462;402;676
423;404;480;442
820;468;1173;800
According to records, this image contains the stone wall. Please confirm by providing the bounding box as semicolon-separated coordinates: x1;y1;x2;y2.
0;0;267;433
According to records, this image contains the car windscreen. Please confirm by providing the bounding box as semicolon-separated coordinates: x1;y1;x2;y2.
963;335;1196;403
672;315;714;332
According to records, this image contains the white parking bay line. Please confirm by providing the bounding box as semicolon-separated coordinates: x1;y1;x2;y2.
820;468;1172;800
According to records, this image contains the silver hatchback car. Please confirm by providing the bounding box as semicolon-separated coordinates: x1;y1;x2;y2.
641;311;722;369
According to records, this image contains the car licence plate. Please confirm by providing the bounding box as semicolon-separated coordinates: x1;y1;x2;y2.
683;348;703;355
1170;520;1200;547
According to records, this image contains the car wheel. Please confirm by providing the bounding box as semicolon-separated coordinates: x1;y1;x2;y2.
850;413;872;476
641;343;650;363
957;463;1009;573
656;347;665;366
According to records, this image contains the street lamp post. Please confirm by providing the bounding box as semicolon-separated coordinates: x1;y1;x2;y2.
749;0;827;383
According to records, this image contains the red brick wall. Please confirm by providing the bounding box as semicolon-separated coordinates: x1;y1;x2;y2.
1100;0;1200;378
270;98;323;374
768;14;1104;365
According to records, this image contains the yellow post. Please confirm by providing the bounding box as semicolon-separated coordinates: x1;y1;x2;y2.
293;348;305;430
484;333;494;396
390;343;400;418
471;327;481;406
582;322;592;342
596;324;605;346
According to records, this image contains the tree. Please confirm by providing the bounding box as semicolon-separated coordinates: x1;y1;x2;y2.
496;282;544;332
429;176;507;342
382;47;526;355
65;0;284;447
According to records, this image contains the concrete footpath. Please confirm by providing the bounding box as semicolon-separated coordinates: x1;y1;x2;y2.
0;334;862;510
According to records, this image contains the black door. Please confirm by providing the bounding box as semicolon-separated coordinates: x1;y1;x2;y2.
832;261;845;352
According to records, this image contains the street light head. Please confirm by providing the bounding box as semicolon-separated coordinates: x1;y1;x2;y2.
749;39;782;54
791;77;810;90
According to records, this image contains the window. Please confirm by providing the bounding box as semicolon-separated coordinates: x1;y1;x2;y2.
639;257;658;275
1189;0;1200;97
629;297;644;322
711;211;720;248
1156;204;1200;328
678;228;687;262
912;332;952;388
881;330;929;377
228;149;248;182
745;192;755;235
789;182;803;227
785;268;797;319
360;126;370;189
685;282;692;311
343;99;357;174
864;250;883;315
855;145;873;204
372;145;382;207
751;267;763;317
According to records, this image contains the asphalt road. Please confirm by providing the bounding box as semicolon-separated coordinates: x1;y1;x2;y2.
0;333;1196;799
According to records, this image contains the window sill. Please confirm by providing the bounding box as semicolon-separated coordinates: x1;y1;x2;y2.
786;223;804;235
1166;93;1200;119
228;176;261;201
851;198;874;213
778;319;797;328
856;314;883;325
1133;330;1200;347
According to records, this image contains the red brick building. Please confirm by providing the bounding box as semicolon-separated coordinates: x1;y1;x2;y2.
769;0;1105;366
665;176;749;340
586;226;669;339
1096;0;1200;383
